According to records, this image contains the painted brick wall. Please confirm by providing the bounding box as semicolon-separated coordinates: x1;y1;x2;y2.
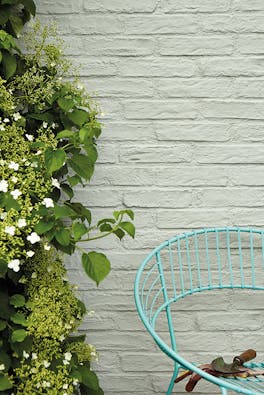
35;1;264;394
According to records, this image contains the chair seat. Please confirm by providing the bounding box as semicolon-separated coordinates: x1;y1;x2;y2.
178;363;264;395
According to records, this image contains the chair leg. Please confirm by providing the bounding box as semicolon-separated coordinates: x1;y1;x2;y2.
166;364;179;395
221;387;228;395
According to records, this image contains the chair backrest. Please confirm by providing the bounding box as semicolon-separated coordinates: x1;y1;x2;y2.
135;227;264;351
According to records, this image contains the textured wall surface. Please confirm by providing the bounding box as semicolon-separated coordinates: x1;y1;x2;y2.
35;1;264;394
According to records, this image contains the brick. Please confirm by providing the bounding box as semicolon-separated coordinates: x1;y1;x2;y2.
155;78;233;98
82;37;155;56
201;57;264;77
84;77;154;98
194;144;264;163
123;100;198;119
155;166;229;186
120;352;172;372
229;166;264;186
96;142;119;163
234;78;264;98
119;144;192;163
91;165;156;186
123;189;192;208
101;123;156;141
196;188;264;207
201;14;264;33
72;58;118;77
35;0;82;13
156;209;231;228
42;15;123;34
159;36;233;55
73;188;122;206
200;100;264;120
97;99;123;121
238;35;264;55
232;208;264;226
118;57;198;77
233;0;264;11
83;0;158;13
122;15;198;34
163;0;230;13
98;375;153;392
155;123;230;141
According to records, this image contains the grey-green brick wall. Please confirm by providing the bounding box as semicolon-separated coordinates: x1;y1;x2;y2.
35;1;264;394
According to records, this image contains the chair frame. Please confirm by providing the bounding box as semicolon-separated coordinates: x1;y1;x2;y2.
134;227;264;395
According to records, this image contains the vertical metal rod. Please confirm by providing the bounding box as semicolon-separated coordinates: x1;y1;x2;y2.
226;229;233;286
185;234;193;293
205;230;212;287
156;251;177;352
168;241;177;299
215;229;223;287
250;230;256;287
177;238;185;294
237;229;245;288
194;233;202;288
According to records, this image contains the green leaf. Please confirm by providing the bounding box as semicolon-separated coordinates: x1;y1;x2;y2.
78;366;99;390
9;15;24;37
0;259;7;278
0;320;7;331
34;218;55;235
21;0;36;15
10;312;27;326
97;218;116;226
28;112;54;122
54;204;75;219
0;351;11;370
72;222;87;241
0;292;13;319
56;129;76;140
9;294;25;307
113;209;134;221
80;385;104;395
4;193;20;211
113;228;125;240
82;252;111;286
68;174;82;187
84;143;98;164
0;8;10;25
119;222;135;238
79;127;91;143
44;147;66;174
69;154;93;180
0;374;12;391
67;202;91;224
11;329;27;343
68;109;89;127
61;183;74;199
58;97;75;112
55;228;71;246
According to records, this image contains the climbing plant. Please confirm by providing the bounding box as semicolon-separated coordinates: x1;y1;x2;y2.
0;0;135;393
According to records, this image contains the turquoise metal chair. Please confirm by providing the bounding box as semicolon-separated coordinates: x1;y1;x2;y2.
134;227;264;395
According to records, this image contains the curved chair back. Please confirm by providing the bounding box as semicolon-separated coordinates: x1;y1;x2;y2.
135;227;264;354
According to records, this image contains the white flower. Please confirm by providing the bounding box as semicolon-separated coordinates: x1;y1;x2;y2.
62;384;68;389
32;353;38;360
27;232;40;244
31;272;37;279
73;379;79;386
0;212;7;220
42;121;48;128
35;150;42;156
59;335;65;342
8;161;19;171
43;360;50;368
18;218;26;228
63;352;72;364
11;176;18;183
11;189;22;200
8;259;20;272
23;351;30;359
42;198;54;208
44;244;51;251
3;118;9;123
64;323;71;330
25;134;34;141
26;250;35;257
0;159;5;166
0;180;8;192
5;226;15;236
51;178;60;189
50;62;56;67
13;112;21;121
0;125;5;131
64;352;72;361
51;122;56;129
31;161;38;168
0;364;5;371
